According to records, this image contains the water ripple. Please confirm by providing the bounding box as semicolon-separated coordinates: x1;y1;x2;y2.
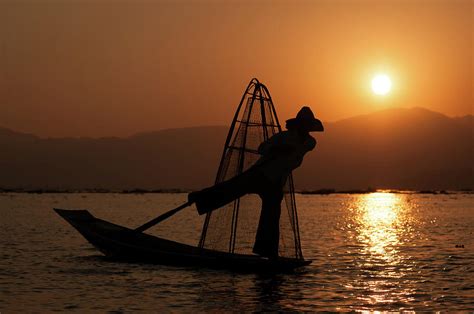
1;193;473;311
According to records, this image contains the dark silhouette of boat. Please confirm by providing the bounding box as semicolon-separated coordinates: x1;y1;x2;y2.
54;208;311;272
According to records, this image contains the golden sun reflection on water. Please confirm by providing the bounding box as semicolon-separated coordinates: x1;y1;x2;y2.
350;192;416;306
357;193;403;259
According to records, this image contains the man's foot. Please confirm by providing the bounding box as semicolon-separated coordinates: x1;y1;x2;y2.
188;191;198;203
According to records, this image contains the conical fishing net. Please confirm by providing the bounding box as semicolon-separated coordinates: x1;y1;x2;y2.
198;78;303;259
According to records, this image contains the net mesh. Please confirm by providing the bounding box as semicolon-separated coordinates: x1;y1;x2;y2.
198;79;303;259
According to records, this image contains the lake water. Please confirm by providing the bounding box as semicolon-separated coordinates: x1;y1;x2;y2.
1;192;473;311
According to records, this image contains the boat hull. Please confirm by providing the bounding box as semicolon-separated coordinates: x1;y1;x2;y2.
54;208;311;273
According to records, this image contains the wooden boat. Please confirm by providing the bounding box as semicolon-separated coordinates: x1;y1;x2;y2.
54;208;311;273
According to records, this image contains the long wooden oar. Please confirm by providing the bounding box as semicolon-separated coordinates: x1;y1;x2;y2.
134;201;193;233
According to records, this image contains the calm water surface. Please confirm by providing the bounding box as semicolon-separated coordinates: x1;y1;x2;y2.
1;193;473;311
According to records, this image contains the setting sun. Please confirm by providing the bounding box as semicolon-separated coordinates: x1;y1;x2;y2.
371;74;392;95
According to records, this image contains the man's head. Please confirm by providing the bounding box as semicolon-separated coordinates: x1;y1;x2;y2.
286;106;324;132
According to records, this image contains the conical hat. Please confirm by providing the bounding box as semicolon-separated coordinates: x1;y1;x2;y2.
286;106;324;132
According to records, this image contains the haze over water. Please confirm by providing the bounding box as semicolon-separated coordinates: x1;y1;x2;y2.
1;192;472;311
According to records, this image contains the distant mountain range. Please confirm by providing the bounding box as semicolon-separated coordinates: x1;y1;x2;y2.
1;107;472;191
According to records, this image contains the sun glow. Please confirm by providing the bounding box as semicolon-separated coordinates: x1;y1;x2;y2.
371;74;392;95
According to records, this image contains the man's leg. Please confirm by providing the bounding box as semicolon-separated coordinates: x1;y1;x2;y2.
189;169;260;215
253;187;283;258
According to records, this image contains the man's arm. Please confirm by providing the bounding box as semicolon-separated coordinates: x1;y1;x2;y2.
305;137;317;151
258;133;295;157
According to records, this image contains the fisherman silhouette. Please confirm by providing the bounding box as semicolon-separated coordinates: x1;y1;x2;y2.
189;106;324;258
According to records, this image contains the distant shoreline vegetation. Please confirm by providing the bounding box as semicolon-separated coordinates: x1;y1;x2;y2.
299;188;473;195
0;187;472;195
0;188;191;194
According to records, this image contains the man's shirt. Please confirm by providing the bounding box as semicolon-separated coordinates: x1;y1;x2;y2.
254;130;316;187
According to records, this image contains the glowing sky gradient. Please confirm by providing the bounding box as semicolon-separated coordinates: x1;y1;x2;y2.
0;0;472;137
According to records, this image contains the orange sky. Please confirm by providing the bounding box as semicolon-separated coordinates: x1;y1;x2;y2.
0;0;472;137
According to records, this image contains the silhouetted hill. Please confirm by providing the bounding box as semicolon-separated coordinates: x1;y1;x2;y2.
0;126;227;190
294;107;473;190
0;127;38;142
453;115;473;130
1;108;472;190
